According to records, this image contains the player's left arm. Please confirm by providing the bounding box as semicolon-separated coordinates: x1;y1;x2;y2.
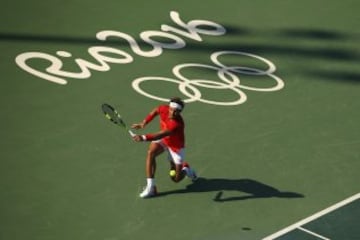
131;107;159;130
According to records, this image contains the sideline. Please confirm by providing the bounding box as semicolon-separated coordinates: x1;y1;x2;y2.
262;193;360;240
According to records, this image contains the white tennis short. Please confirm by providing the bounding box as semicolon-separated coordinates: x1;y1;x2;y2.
154;140;185;165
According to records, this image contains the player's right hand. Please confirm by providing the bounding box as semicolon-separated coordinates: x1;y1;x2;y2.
132;135;143;142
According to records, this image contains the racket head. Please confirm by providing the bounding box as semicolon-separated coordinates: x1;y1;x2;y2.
101;103;127;128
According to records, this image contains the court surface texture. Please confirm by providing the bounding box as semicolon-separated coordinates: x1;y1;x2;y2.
1;1;359;239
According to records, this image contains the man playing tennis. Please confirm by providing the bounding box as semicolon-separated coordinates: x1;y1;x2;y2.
132;97;197;198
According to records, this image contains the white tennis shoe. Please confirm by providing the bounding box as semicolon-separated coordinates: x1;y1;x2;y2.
182;162;198;182
139;186;158;198
189;169;198;182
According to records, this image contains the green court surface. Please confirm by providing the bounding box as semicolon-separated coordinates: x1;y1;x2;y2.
265;193;360;239
1;1;359;240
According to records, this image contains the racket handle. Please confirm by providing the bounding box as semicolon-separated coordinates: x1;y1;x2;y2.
128;130;136;137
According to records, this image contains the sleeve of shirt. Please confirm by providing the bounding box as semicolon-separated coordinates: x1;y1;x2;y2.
144;106;160;124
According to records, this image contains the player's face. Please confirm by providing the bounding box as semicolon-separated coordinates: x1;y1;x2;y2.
169;107;180;119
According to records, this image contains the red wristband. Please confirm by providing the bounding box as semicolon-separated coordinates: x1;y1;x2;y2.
145;134;156;141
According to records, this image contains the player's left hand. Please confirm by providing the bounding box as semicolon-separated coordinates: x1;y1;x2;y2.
131;123;145;129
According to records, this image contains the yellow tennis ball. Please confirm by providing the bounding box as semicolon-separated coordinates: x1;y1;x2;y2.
169;170;176;177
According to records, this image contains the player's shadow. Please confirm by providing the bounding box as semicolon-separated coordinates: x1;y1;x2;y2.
157;177;304;202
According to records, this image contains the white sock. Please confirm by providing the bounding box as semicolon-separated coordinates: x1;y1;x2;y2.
147;178;155;188
182;167;192;177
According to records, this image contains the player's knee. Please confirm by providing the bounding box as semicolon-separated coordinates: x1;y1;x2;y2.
171;171;185;183
172;177;182;183
147;149;157;158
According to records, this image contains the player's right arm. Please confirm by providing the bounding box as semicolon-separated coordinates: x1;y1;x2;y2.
133;129;171;142
133;118;179;142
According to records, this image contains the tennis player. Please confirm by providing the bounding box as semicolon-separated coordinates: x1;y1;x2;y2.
132;97;197;198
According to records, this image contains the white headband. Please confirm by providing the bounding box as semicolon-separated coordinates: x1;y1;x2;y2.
169;101;182;110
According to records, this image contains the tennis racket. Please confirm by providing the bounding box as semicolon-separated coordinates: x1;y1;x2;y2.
101;103;135;137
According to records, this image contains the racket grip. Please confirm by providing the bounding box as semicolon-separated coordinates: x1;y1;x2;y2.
128;130;136;137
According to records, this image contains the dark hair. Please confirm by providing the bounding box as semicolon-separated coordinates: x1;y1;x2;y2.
169;97;185;111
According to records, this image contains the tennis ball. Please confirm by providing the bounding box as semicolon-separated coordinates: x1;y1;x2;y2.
169;170;176;177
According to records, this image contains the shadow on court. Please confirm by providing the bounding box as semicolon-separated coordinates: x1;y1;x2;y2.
157;177;304;202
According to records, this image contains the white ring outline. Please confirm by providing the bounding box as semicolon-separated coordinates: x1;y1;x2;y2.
131;51;284;105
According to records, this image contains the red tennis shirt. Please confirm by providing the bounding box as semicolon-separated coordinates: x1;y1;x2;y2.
157;105;185;152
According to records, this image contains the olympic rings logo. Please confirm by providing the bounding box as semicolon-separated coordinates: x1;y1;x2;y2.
132;51;285;106
14;11;285;106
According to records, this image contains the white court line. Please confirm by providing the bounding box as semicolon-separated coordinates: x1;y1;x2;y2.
298;226;330;240
262;193;360;240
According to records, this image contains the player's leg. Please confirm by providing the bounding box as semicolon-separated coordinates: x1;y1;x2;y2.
181;161;198;182
168;148;197;182
169;159;176;170
147;141;165;178
169;162;186;183
140;141;164;198
146;142;164;177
